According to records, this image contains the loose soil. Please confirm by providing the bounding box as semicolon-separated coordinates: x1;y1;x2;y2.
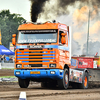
0;69;14;76
0;69;100;100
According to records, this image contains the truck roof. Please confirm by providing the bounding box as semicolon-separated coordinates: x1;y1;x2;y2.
18;21;67;31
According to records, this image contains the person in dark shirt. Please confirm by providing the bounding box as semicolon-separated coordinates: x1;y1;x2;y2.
1;54;5;63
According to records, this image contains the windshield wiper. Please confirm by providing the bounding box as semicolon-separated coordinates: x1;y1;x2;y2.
38;42;46;44
38;42;52;44
20;43;29;44
18;42;52;44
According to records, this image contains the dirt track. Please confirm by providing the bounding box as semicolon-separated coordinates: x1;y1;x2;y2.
0;69;100;100
0;69;14;76
0;83;100;100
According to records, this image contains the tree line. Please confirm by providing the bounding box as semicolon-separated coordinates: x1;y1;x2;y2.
0;10;26;48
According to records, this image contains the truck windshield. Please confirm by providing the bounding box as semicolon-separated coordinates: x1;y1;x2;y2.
17;30;57;44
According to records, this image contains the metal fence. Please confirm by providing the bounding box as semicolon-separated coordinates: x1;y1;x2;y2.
0;63;14;69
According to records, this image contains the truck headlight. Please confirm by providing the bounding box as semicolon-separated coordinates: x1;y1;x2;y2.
16;71;20;75
50;71;55;74
49;64;56;68
16;64;22;68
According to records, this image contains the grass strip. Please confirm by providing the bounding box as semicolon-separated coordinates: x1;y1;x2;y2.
1;68;14;70
0;76;16;78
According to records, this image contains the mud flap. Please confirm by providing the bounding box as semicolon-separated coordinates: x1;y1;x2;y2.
88;69;100;82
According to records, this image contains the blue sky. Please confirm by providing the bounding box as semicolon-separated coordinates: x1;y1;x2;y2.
0;0;31;21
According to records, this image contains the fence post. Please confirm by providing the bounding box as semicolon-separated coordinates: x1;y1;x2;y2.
0;63;1;69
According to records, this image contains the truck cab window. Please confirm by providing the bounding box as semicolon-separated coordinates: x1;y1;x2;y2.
59;31;64;44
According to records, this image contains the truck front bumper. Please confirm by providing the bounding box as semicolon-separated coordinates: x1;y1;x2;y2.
14;69;64;80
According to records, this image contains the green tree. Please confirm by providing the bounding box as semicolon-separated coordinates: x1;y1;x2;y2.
0;10;26;48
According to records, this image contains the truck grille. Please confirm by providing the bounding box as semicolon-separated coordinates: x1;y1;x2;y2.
16;48;56;67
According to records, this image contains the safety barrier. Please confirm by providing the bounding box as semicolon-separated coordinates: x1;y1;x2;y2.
0;63;14;69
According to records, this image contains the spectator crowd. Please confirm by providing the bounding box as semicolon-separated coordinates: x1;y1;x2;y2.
0;54;14;63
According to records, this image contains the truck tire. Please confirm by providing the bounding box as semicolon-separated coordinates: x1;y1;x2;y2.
58;69;69;89
18;78;30;88
48;81;57;88
79;72;88;89
41;81;57;88
41;82;47;88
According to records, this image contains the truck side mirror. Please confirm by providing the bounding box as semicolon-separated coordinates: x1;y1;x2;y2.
61;33;66;44
12;34;16;46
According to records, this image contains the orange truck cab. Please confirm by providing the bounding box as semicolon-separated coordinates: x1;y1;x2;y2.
12;21;89;89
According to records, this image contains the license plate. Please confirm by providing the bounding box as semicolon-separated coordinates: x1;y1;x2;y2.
30;71;40;74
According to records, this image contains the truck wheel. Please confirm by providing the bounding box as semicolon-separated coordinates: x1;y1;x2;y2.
58;69;69;89
41;82;47;88
18;78;30;88
48;81;57;88
79;72;88;89
41;81;57;88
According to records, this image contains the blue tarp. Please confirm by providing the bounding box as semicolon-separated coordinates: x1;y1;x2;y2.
0;45;14;55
